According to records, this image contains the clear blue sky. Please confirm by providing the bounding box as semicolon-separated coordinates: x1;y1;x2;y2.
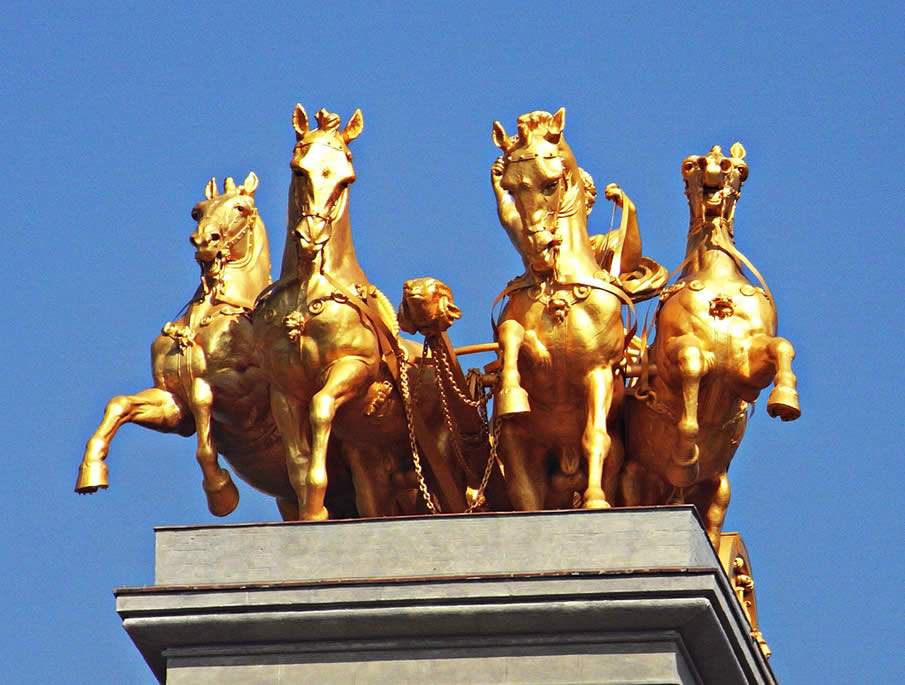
2;2;902;682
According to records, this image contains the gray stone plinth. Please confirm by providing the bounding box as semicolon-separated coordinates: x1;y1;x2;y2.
116;507;776;684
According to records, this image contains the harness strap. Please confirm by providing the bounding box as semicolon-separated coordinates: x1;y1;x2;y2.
319;270;404;381
490;274;637;347
660;222;775;311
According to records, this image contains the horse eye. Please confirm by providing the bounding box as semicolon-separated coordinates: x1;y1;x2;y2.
191;209;202;221
542;180;558;196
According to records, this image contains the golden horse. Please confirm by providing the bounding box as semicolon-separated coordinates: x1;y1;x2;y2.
490;109;644;511
622;144;801;548
252;105;479;521
76;173;309;519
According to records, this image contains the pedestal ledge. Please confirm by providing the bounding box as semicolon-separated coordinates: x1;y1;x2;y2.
116;506;776;684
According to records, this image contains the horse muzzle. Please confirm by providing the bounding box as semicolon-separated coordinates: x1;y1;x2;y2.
527;229;561;271
294;216;331;258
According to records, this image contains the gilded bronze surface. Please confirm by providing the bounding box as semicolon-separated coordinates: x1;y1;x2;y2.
622;144;800;547
719;532;771;660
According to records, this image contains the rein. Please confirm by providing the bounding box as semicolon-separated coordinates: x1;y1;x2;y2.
293;185;348;248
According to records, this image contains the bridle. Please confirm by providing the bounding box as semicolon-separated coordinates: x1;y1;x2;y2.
291;141;352;253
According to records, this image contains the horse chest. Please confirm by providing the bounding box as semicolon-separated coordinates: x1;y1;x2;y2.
155;309;245;392
662;282;773;341
255;294;379;393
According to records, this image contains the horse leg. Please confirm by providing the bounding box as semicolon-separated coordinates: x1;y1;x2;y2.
270;386;311;520
749;335;801;421
190;378;239;516
619;460;671;506
77;387;192;493
686;474;731;549
276;497;300;521
665;335;707;487
495;319;530;416
343;443;394;518
499;418;548;510
306;358;373;521
582;366;614;509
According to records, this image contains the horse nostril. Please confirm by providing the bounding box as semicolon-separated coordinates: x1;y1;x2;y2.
189;235;199;247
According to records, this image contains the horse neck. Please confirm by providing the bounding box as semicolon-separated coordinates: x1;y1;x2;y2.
292;204;369;292
680;219;744;282
320;204;368;284
552;202;600;282
224;221;272;306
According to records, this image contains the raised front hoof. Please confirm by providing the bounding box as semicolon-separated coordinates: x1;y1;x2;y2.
204;471;240;517
496;387;530;416
582;488;611;509
75;461;108;494
767;387;801;421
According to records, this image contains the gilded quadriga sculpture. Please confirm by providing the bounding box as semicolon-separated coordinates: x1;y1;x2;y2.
77;106;799;566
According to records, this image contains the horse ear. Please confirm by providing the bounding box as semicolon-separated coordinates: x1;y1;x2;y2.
546;107;565;142
223;177;237;194
730;142;746;160
342;109;364;144
205;177;219;200
492;121;511;152
292;104;309;140
241;171;258;196
440;296;462;323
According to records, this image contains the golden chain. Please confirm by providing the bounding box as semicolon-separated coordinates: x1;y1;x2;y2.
396;347;437;514
425;337;499;513
470;417;503;513
430;343;480;483
430;338;491;409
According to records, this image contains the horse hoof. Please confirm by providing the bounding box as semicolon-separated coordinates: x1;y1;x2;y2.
305;507;330;522
496;387;531;416
204;471;239;517
75;461;108;494
583;489;611;509
767;387;801;421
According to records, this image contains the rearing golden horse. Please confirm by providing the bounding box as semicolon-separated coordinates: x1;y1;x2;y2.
490;109;640;510
622;144;801;548
76;173;302;518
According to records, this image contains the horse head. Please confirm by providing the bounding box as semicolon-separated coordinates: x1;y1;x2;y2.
398;278;462;337
189;172;260;282
682;143;749;234
492;108;589;276
289;104;363;264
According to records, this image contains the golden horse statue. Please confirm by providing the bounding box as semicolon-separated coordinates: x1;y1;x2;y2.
252;105;482;521
622;144;801;547
489;109;647;511
76;173;309;519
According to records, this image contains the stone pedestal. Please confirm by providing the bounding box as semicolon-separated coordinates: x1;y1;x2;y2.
116;506;775;684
